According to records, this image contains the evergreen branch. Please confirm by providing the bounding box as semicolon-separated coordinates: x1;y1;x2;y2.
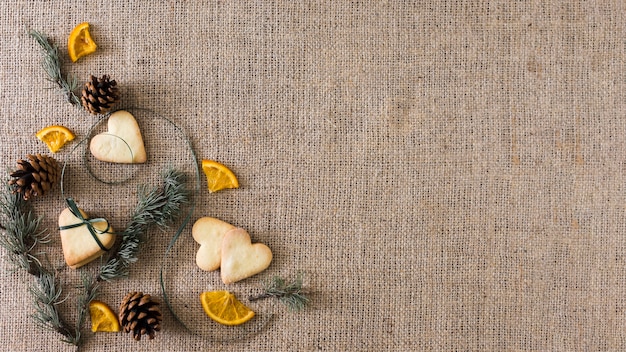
98;167;189;281
73;271;100;346
28;29;81;106
249;273;310;312
30;268;79;345
0;185;80;345
0;186;49;276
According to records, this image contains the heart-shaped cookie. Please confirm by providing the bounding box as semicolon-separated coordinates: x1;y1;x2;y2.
59;206;115;269
192;217;235;271
220;228;272;284
89;110;147;163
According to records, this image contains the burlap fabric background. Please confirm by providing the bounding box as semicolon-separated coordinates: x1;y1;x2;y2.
1;1;625;351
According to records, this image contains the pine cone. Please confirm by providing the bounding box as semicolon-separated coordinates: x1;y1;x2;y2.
119;292;162;341
8;154;60;200
81;74;120;115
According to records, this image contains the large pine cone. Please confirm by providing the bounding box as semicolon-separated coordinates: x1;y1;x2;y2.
119;292;162;341
9;154;60;200
81;74;120;115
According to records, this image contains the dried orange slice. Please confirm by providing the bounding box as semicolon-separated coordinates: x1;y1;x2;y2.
36;125;75;153
68;22;97;62
89;300;121;332
201;159;240;193
200;291;254;326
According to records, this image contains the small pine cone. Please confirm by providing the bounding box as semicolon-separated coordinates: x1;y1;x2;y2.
119;292;162;341
8;154;60;200
81;74;120;115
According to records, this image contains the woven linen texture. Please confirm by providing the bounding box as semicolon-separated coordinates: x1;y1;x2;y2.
1;1;625;351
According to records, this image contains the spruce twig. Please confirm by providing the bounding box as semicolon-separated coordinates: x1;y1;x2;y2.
249;273;310;312
98;167;189;281
0;186;49;276
30;268;79;345
0;185;79;345
73;272;100;345
28;29;81;106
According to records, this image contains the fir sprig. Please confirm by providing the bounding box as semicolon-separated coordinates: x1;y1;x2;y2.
28;29;81;106
72;271;100;345
98;167;189;281
0;186;49;276
249;273;310;312
0;185;79;345
30;269;78;345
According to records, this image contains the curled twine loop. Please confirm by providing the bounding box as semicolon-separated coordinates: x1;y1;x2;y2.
58;198;113;251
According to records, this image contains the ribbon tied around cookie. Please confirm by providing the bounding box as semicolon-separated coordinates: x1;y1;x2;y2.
58;198;113;251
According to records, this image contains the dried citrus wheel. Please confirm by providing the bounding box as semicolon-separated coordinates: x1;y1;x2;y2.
201;159;240;193
200;291;255;326
36;125;75;153
68;22;97;62
89;300;121;332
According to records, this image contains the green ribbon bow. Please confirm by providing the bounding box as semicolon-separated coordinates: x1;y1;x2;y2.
58;198;112;251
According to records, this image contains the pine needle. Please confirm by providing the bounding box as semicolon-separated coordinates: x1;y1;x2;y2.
72;272;100;345
98;167;189;281
249;273;310;312
28;29;81;106
30;268;79;345
0;185;80;344
0;187;49;276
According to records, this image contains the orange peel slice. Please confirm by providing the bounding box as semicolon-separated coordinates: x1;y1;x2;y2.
36;125;75;153
89;300;121;332
200;291;255;326
201;159;240;193
68;22;97;62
